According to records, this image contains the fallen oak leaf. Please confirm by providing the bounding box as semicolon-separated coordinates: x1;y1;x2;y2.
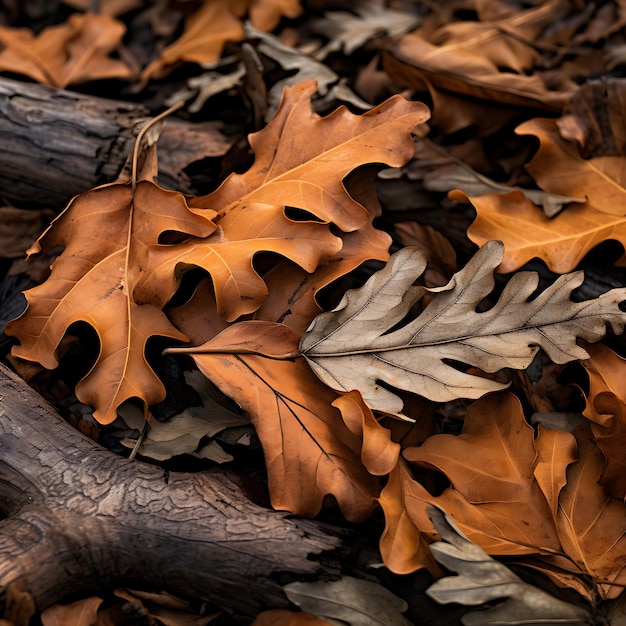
190;351;379;521
300;240;626;416
459;189;626;273
284;576;411;626
517;117;626;217
140;79;426;322
425;507;592;625
40;597;103;626
5;181;216;424
579;342;626;499
0;13;133;88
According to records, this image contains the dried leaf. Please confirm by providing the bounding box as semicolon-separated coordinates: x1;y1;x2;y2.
555;426;626;599
332;390;399;476
141;0;301;81
0;13;133;87
580;342;626;499
312;1;420;60
301;241;626;415
41;597;103;626
284;577;411;626
425;508;591;625
517;117;626;217
383;2;569;126
6;181;216;424
146;79;427;321
191;351;378;520
460;189;626;273
140;0;248;81
378;461;441;575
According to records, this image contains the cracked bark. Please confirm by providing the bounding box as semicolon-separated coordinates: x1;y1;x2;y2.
0;362;341;620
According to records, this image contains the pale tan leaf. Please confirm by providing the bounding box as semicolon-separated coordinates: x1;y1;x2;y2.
284;577;411;626
301;241;626;415
425;508;592;625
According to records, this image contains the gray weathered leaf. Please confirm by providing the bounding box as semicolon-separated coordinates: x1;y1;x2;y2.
284;576;410;626
312;0;421;60
300;241;626;416
426;507;592;625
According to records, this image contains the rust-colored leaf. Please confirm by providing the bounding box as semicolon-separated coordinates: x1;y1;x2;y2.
0;13;133;87
555;427;626;599
460;189;626;273
6;182;216;424
580;342;626;499
41;597;103;626
332;390;399;477
517;117;626;217
141;0;301;81
378;461;441;576
192;351;378;521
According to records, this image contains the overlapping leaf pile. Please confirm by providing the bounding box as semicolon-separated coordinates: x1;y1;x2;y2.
5;0;626;623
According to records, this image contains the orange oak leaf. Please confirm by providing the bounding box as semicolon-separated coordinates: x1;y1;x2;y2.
378;461;441;576
190;79;429;231
139;79;425;321
6;182;216;424
402;393;563;557
459;189;626;273
554;427;626;599
386;391;626;599
382;2;568;132
141;0;301;81
517;117;626;216
579;342;626;499
192;350;379;521
0;13;133;88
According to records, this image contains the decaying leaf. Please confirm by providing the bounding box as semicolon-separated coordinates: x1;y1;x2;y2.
580;342;626;499
0;12;133;87
40;597;102;626
301;240;626;416
460;189;626;273
284;576;411;626
312;1;420;61
517;117;626;217
425;507;592;625
5;181;216;424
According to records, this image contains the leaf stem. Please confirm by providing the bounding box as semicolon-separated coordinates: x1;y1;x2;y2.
131;100;185;191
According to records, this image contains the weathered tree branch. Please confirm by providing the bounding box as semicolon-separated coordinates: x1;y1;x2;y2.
0;362;341;620
0;77;234;209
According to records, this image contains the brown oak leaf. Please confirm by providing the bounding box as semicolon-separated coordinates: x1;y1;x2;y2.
0;13;133;87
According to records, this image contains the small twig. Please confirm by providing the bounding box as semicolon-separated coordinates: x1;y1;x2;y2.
129;418;149;460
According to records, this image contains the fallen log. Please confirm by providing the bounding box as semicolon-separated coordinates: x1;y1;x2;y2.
0;76;235;209
0;362;341;620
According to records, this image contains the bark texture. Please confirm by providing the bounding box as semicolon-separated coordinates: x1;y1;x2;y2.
0;77;233;208
0;362;341;620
